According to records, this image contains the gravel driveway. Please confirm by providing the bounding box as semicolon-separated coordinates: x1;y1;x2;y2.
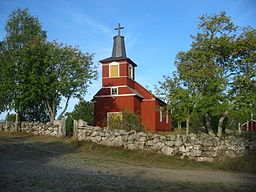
0;134;255;192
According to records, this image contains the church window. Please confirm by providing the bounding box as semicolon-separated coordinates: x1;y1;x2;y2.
160;111;163;122
111;87;118;95
128;64;134;79
109;63;119;77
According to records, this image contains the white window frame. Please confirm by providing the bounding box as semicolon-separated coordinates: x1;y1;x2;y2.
160;111;163;122
166;111;168;124
109;62;119;77
110;87;118;95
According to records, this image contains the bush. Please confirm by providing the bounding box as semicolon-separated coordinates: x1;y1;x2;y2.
65;100;94;136
5;113;16;122
108;110;144;132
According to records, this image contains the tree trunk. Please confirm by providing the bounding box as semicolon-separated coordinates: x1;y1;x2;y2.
205;112;213;134
217;110;229;137
14;112;19;132
177;122;181;130
186;115;190;135
44;100;56;125
58;97;70;119
49;112;55;125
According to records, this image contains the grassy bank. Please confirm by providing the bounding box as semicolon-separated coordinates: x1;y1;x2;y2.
1;131;255;174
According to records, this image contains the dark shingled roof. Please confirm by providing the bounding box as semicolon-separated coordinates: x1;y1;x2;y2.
99;35;137;67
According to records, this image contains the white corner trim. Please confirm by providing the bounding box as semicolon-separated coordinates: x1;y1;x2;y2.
103;76;128;79
94;93;136;98
102;85;127;88
102;61;127;66
143;98;155;101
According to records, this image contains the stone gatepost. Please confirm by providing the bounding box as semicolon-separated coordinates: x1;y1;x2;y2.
57;118;66;137
73;119;87;139
73;120;78;138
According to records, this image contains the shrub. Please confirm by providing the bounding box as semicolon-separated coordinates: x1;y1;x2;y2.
5;113;16;122
65;100;94;136
108;110;144;132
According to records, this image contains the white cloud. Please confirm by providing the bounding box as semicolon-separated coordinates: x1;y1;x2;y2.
73;13;111;34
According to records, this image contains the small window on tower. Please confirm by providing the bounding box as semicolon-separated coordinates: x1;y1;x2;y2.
109;63;119;77
111;87;118;95
128;64;134;79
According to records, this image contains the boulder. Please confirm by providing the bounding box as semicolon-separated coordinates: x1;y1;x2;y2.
153;142;164;151
95;136;102;142
113;136;123;147
126;143;137;150
174;139;182;147
91;131;99;137
161;146;174;156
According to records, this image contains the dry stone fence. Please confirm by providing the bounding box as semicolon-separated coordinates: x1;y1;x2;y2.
0;118;66;137
74;120;256;162
1;118;255;161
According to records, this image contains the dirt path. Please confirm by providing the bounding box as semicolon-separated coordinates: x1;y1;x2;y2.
0;135;255;192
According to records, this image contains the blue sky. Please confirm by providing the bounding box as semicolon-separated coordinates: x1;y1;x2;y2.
0;0;255;120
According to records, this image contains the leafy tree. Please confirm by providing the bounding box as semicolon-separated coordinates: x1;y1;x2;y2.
0;8;47;129
5;113;16;122
65;100;94;135
20;103;50;123
22;40;96;123
230;27;256;124
158;12;256;136
157;74;194;134
0;9;97;124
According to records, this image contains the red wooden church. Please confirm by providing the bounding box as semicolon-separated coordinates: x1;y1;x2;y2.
93;24;171;132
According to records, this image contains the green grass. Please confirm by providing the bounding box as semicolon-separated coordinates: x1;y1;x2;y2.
1;131;255;174
212;154;256;174
156;129;186;135
70;139;213;171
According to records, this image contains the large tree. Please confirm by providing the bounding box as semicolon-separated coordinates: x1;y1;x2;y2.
0;8;47;128
157;73;195;134
0;9;97;124
20;39;96;123
158;12;256;136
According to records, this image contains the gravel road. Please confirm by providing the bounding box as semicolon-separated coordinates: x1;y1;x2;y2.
0;135;255;192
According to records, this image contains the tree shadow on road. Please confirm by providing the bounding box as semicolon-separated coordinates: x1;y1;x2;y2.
0;133;255;192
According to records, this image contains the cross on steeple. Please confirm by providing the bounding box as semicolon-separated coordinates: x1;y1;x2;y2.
115;23;124;36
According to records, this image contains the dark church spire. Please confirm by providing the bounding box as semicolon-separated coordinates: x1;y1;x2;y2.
111;23;126;58
99;23;137;66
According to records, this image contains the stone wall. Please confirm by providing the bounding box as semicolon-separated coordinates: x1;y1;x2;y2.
0;118;66;137
74;120;256;162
